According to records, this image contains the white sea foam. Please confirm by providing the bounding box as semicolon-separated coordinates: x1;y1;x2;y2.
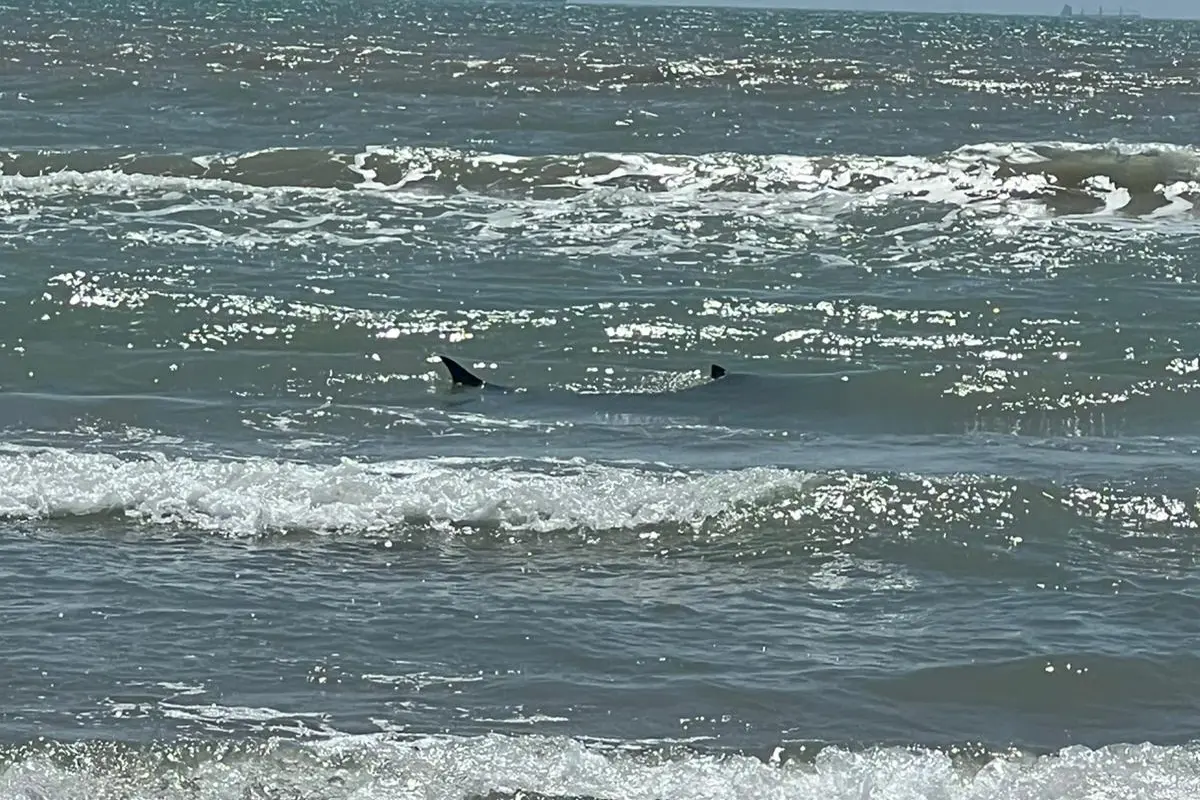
3;141;1198;265
0;445;813;536
0;444;1193;539
0;730;1198;800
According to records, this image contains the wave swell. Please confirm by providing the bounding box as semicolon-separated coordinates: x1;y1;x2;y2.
1;732;1199;800
0;446;1196;541
3;141;1198;219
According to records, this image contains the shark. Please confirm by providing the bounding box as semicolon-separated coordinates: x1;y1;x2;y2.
431;354;909;435
438;354;726;393
431;354;1130;439
431;355;1193;440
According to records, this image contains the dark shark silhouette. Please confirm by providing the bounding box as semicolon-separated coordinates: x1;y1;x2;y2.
431;354;1146;439
432;354;904;434
433;355;752;431
439;355;724;392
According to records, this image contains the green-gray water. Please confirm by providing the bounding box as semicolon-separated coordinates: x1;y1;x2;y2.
3;1;1200;797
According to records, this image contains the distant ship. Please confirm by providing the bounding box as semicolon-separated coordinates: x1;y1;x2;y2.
1059;3;1142;17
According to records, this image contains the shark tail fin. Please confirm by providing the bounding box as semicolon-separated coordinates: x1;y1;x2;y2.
710;363;727;380
439;356;485;387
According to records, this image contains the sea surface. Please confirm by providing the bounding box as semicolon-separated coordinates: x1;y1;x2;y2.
3;0;1200;797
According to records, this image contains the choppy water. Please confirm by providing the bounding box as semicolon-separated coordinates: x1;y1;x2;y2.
4;1;1200;797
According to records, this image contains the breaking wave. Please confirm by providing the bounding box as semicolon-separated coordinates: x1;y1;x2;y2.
3;141;1198;219
1;731;1199;800
0;444;1197;540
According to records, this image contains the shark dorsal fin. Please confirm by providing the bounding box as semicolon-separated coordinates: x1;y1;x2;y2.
439;356;485;387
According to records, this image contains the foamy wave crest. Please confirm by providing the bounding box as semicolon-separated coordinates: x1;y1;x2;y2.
0;446;810;536
2;732;1199;800
3;140;1198;219
5;141;1198;262
1;445;1197;539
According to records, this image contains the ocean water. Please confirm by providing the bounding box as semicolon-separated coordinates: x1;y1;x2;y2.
3;0;1200;796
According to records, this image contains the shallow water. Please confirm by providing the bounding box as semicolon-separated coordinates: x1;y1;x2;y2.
3;1;1200;797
